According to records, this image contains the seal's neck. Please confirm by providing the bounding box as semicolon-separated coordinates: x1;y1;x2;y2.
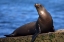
38;8;49;20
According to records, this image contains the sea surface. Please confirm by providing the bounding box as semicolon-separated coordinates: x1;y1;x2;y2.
0;0;64;38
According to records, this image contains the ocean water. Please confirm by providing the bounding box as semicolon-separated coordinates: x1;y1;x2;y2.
0;0;64;38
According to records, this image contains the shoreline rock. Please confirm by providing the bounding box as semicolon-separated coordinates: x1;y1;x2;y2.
0;29;64;42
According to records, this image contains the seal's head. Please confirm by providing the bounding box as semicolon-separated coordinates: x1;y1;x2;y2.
35;3;49;20
35;4;43;8
35;4;44;11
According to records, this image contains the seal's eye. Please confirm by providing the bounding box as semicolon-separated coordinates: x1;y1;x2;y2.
39;5;42;7
36;6;40;8
36;5;42;8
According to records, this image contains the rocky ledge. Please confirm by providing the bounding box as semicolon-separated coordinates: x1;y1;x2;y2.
0;29;64;42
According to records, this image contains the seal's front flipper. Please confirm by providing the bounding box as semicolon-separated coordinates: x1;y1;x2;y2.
31;32;39;42
31;24;41;42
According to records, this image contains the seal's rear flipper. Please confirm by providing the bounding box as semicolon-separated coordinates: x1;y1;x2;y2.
4;34;14;37
4;35;11;37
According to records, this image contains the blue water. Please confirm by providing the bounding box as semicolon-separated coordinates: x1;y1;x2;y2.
0;0;64;38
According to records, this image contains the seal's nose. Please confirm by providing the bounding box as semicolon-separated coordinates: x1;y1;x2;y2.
35;4;40;7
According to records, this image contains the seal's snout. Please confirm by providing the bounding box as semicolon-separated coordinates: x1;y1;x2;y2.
35;3;43;9
35;4;40;6
35;4;41;7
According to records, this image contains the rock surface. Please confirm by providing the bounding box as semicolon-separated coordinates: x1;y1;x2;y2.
0;29;64;42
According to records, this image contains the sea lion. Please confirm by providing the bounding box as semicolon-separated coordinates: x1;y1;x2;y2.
4;3;55;42
31;4;55;42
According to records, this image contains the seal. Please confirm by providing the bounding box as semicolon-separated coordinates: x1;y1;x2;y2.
4;3;55;42
31;4;55;42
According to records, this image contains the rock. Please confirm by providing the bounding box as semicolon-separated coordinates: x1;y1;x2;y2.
0;29;64;42
55;29;64;33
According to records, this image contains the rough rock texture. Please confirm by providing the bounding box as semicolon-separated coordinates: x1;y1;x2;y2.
0;29;64;42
